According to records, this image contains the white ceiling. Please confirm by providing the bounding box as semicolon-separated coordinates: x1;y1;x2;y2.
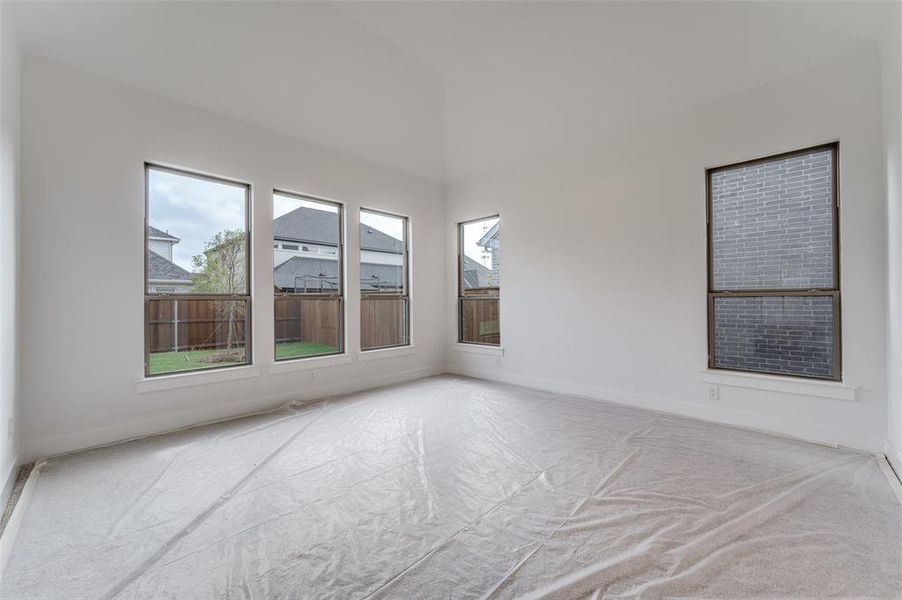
10;1;894;184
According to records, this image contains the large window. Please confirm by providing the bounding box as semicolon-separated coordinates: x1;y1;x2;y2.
458;216;501;346
707;143;840;380
144;165;251;376
360;209;409;351
273;191;343;361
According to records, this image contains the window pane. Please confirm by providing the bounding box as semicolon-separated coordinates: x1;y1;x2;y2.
713;295;835;378
360;209;408;351
360;210;405;294
275;297;342;359
711;148;834;290
361;297;409;350
461;217;500;292
273;192;341;294
460;297;500;345
146;167;248;294
147;298;248;375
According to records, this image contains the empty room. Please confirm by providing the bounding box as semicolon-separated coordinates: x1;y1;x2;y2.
1;0;902;598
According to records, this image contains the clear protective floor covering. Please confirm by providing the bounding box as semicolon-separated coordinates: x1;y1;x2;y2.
2;375;902;599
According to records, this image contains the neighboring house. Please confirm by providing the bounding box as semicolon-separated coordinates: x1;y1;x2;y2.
147;226;194;293
477;222;500;287
273;206;405;293
461;255;493;289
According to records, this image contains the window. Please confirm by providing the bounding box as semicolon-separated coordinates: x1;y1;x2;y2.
458;216;500;346
360;209;409;351
144;165;251;376
707;143;840;380
273;191;343;361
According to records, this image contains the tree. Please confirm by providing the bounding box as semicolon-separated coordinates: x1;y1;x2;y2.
192;229;247;354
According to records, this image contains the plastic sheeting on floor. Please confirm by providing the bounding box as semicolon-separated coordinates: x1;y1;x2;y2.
2;375;901;599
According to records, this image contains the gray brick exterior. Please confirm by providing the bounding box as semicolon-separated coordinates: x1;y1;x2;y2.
710;147;837;378
711;148;834;290
713;296;834;378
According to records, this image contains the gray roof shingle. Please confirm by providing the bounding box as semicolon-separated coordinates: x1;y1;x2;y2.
147;250;193;282
273;256;403;292
273;206;402;253
147;226;180;242
462;256;493;288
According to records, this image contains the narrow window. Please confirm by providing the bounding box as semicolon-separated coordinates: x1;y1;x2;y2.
360;209;409;351
273;191;343;360
145;165;251;376
707;143;840;380
458;216;501;346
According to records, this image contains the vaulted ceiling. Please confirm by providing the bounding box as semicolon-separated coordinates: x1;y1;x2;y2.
10;1;894;184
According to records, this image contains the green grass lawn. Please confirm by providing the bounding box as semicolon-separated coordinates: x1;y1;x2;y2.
149;341;337;375
148;347;247;375
276;341;339;360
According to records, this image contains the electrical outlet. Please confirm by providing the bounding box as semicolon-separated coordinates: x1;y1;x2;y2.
707;385;719;401
309;370;317;382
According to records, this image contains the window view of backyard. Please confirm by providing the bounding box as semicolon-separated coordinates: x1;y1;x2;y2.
360;209;409;351
273;192;344;361
459;216;500;345
145;166;250;375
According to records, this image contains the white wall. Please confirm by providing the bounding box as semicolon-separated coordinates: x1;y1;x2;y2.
883;5;902;470
147;238;172;261
446;52;888;453
0;6;22;489
20;58;446;459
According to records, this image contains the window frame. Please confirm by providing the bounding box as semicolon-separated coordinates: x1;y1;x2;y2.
272;189;345;362
457;215;501;347
143;163;253;378
705;142;841;381
359;207;411;352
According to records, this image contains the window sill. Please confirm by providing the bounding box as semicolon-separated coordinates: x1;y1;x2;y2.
268;353;352;374
451;343;505;357
699;369;856;402
358;345;416;362
136;365;261;393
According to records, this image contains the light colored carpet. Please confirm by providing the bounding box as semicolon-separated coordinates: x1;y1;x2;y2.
2;375;901;599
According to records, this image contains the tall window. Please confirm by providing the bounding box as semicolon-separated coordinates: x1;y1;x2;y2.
360;209;409;351
458;216;501;346
707;143;840;380
273;191;343;361
144;165;251;376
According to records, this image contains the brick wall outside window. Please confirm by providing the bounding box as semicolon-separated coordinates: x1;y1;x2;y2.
708;145;838;379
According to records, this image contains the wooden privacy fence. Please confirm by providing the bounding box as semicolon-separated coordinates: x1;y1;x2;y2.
459;297;500;345
361;296;409;349
274;297;341;347
148;296;409;353
148;298;248;353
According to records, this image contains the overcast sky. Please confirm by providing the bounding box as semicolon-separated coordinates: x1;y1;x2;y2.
147;168;246;271
149;171;409;272
462;217;498;268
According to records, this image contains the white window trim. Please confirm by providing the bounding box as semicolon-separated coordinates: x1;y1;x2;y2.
452;343;504;357
358;345;416;361
136;365;261;393
268;353;353;374
699;369;856;402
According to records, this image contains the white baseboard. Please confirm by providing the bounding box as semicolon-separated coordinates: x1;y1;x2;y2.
0;450;20;515
0;460;41;580
24;366;441;461
449;364;880;453
885;440;902;486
